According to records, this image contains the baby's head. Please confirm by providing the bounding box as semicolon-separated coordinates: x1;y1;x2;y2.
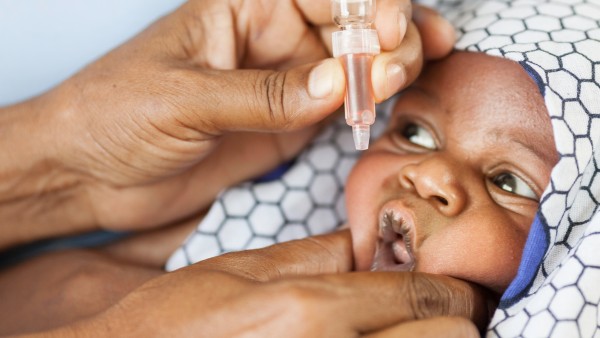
346;51;558;294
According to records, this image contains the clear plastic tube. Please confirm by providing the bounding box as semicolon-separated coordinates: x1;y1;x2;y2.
332;0;375;30
340;53;375;149
331;0;380;150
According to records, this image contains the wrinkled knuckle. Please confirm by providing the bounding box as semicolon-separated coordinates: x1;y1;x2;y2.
301;236;347;273
242;253;282;282
406;274;427;319
407;274;451;319
256;71;292;129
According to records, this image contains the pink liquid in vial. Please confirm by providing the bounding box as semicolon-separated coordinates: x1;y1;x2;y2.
340;53;376;126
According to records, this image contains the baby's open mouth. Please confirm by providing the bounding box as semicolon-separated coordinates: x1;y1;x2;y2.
370;210;415;272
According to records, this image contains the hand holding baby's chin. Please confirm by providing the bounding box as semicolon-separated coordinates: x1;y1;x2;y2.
92;231;486;337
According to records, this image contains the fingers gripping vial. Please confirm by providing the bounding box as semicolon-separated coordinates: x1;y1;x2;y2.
331;0;380;150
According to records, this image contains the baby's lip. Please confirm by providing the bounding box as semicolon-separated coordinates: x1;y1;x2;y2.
370;202;416;272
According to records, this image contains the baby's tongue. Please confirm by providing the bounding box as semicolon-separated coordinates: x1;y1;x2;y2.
371;232;415;272
392;239;413;266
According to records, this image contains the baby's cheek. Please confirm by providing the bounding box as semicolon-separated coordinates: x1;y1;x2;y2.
345;150;415;271
344;156;383;271
414;226;525;293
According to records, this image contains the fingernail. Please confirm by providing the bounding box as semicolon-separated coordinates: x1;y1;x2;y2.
309;60;334;99
386;64;405;98
413;6;455;39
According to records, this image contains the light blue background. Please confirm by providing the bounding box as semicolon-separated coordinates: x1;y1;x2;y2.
0;0;186;106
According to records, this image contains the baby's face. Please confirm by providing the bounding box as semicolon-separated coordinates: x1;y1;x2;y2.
346;52;557;294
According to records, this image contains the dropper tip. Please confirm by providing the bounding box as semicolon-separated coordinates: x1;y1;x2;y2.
352;125;370;150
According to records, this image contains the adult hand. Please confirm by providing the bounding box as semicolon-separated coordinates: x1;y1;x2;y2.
47;231;488;337
0;0;455;248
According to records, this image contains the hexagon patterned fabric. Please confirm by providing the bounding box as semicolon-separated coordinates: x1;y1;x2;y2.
165;102;393;269
414;1;600;337
166;1;600;336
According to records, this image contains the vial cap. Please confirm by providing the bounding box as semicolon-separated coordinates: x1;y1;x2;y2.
332;29;380;57
352;124;370;150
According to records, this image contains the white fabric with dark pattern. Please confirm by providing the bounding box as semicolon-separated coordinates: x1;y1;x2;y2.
166;103;392;269
414;1;600;336
167;1;600;336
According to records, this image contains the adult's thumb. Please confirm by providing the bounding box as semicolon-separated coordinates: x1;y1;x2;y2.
186;59;345;134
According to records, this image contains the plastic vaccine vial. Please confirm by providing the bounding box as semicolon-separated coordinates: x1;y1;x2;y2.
331;0;380;150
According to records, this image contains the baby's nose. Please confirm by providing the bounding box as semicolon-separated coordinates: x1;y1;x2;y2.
398;156;467;217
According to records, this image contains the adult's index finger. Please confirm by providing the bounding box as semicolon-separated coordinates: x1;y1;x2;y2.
194;230;354;281
297;0;411;50
295;0;334;25
309;272;491;333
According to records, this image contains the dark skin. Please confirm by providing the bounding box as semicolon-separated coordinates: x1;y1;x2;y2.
0;0;451;250
0;0;491;336
348;52;558;294
0;53;553;337
0;231;487;337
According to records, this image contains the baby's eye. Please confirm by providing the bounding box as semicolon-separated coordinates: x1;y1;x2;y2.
401;123;436;150
492;173;537;200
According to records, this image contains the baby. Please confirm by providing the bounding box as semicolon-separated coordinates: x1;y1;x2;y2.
345;51;557;295
168;50;558;299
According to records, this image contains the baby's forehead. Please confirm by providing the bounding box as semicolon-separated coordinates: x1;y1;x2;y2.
414;52;548;126
395;52;555;159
